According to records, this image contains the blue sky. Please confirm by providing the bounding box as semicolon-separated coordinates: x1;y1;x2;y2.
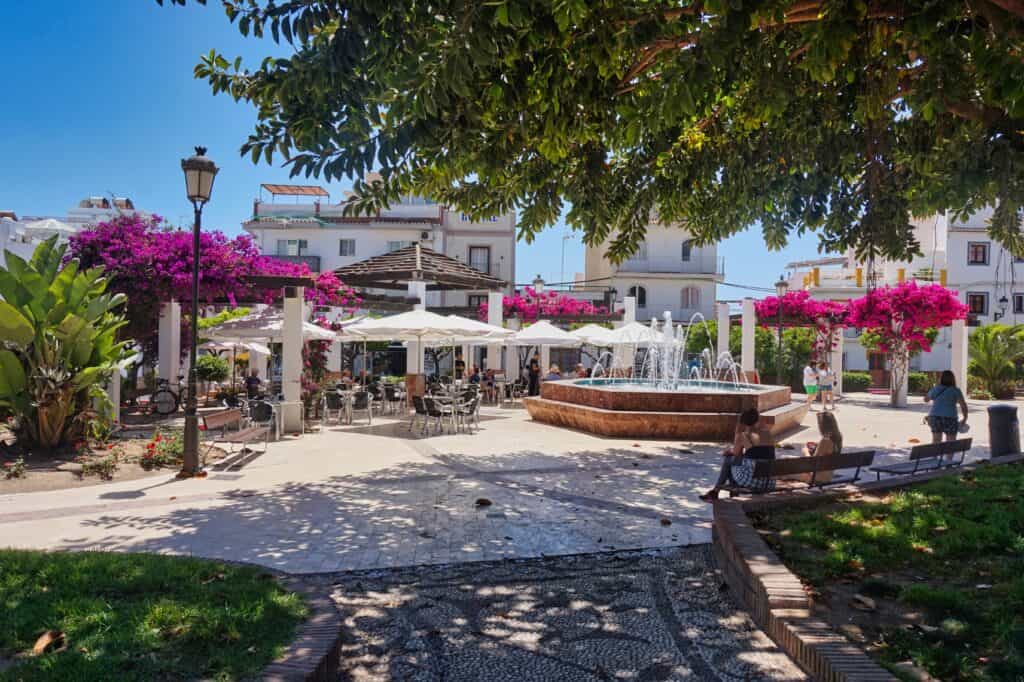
0;0;826;297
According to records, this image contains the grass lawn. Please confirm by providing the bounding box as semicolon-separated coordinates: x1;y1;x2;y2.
0;550;307;681
755;463;1024;681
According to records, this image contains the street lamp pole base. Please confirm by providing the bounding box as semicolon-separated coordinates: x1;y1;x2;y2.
179;413;204;478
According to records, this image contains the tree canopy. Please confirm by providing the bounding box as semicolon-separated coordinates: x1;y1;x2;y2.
163;0;1024;262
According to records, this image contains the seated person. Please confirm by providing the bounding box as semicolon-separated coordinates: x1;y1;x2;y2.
700;409;774;501
544;364;562;381
798;411;843;483
574;363;588;378
469;366;481;384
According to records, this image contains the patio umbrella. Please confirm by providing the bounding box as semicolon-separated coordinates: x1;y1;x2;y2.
570;324;615;346
205;309;335;343
606;321;661;346
508;320;581;346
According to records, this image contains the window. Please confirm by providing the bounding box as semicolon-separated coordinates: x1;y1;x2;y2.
1014;293;1024;314
460;213;499;222
276;239;307;256
338;239;355;257
468;246;491;274
386;240;414;252
681;240;692;262
467;294;487;309
627;285;647;308
680;286;701;310
967;292;989;315
967;241;990;265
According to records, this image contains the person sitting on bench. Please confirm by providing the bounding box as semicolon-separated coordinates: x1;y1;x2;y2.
798;411;843;484
700;408;769;502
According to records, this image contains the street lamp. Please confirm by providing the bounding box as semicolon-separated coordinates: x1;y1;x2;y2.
774;275;789;386
179;146;218;478
994;295;1009;321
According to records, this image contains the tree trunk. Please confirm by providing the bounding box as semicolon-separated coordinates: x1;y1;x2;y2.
889;346;909;407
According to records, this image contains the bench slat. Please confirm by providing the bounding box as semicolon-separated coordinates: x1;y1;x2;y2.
908;438;972;460
203;409;244;430
753;450;875;480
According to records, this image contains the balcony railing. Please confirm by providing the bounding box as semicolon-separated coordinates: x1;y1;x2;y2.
270;254;321;272
616;256;724;276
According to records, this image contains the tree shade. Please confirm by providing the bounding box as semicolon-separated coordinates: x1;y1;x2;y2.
162;0;1024;263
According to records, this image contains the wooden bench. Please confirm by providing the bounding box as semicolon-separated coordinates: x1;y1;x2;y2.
870;438;972;480
201;408;270;461
724;450;876;495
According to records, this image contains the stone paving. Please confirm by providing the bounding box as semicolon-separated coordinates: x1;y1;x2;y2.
327;545;806;681
0;394;997;575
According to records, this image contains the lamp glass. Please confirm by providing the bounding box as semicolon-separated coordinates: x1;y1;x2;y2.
775;278;789;298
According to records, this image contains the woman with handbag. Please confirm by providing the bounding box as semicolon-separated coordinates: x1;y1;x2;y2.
924;370;968;444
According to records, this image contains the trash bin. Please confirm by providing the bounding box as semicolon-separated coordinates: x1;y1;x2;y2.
988;404;1020;456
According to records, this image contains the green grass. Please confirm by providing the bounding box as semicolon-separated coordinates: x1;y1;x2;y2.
760;463;1024;681
0;550;307;681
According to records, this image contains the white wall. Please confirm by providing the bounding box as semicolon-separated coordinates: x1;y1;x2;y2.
611;276;717;322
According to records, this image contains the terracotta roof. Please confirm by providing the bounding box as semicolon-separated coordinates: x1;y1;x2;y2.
334;244;506;291
260;184;329;197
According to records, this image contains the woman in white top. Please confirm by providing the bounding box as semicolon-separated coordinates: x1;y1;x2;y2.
802;363;819;410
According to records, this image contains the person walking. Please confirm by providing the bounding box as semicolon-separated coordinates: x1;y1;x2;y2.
924;370;969;444
527;351;541;396
802;362;819;410
817;361;836;411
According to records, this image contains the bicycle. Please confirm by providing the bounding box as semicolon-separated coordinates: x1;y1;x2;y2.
150;378;191;416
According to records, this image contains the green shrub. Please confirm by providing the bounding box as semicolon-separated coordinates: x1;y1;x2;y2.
908;371;931;394
194;354;230;383
843;371;871;391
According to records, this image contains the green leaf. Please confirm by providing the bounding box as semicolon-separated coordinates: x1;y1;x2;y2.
0;301;34;349
0;349;26;398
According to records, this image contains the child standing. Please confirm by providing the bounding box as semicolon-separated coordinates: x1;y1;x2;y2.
817;361;835;411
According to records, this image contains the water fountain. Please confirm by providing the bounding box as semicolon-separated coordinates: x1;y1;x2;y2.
523;312;808;441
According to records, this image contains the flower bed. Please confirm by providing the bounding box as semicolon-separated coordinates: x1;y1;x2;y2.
752;464;1024;680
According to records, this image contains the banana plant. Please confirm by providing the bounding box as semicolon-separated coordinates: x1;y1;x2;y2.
0;236;129;449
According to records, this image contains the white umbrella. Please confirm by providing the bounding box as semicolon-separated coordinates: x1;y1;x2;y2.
570;324;615;346
606;321;661;346
509;320;581;346
345;309;497;342
205;309;335;343
24;218;76;236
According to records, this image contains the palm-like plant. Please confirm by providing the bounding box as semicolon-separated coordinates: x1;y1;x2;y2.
0;237;129;449
968;324;1024;393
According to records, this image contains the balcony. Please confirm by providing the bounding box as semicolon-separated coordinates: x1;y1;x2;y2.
616;256;724;277
269;254;321;272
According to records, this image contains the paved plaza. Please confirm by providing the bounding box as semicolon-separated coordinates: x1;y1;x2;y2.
0;394;995;574
328;546;805;681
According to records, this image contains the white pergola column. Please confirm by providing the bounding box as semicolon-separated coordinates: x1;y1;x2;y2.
405;281;428;400
831;332;844;397
106;372;120;425
950;318;969;389
716;302;730;358
540;344;551;375
486;291;504;372
741;298;756;378
280;287;304;433
157;300;181;382
621;296;636;327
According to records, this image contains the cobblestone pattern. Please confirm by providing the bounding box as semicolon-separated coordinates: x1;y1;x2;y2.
328;546;805;681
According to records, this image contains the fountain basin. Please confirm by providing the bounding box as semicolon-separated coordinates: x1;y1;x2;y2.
523;378;808;441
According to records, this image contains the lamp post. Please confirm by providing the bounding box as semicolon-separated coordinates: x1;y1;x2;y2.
994;295;1009;322
774;275;789;386
179;147;218;478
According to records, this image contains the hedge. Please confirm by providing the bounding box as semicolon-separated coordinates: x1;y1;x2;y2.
843;371;871;391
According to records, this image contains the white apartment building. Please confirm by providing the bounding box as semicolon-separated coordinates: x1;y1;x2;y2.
242;184;516;307
1;197;148;269
786;208;1023;382
584;220;724;323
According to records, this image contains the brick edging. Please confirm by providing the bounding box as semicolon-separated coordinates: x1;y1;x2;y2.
712;455;1024;681
261;577;342;681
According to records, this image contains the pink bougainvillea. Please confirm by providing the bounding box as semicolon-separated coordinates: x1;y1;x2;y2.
477;287;607;323
68;214;360;356
845;282;968;353
753;290;847;328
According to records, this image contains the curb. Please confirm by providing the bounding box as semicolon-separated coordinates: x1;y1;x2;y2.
711;454;1024;682
261;578;342;681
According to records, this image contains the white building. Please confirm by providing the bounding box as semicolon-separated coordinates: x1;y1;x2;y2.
584;220;724;323
786;209;1022;382
242;183;516;307
2;197;149;269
